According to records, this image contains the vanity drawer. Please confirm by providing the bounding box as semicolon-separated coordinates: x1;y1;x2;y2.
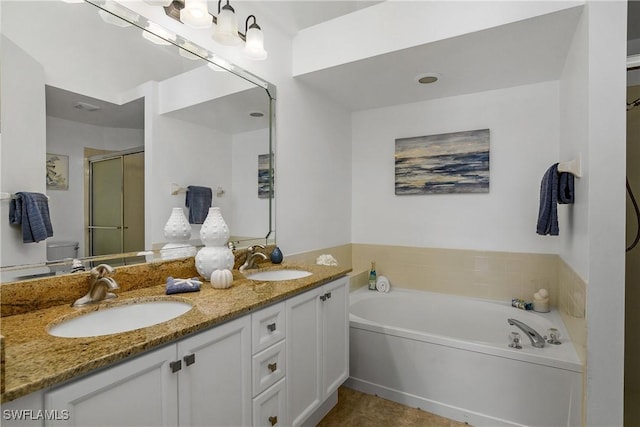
253;378;286;427
252;302;285;353
252;340;286;397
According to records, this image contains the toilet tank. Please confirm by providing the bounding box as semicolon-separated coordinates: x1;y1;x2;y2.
46;240;79;261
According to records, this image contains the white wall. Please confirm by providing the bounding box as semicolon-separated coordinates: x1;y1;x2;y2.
352;81;560;253
232;128;270;239
46;116;143;257
0;37;47;271
582;2;627;426
147;108;232;248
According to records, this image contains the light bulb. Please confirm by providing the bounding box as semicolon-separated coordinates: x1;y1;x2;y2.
244;25;267;60
180;0;212;29
213;5;241;46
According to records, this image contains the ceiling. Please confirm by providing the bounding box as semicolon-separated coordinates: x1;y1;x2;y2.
294;6;583;111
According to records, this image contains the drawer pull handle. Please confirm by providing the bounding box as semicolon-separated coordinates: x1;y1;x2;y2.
268;362;277;372
170;360;182;373
269;416;278;426
184;354;196;366
267;323;276;332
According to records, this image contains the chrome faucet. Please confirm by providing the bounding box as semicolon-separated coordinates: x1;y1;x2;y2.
72;264;119;307
507;318;545;348
239;245;268;272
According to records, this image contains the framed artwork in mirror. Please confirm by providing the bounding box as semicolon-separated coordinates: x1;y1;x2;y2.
46;153;69;190
258;153;274;199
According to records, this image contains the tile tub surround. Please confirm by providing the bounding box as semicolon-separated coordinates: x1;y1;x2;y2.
0;260;350;403
352;244;559;305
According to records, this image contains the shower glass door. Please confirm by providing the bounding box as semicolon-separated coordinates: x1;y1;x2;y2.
89;149;144;263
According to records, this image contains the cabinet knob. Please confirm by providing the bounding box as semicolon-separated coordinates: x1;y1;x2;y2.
170;360;182;373
184;354;196;366
268;362;277;373
268;415;278;426
325;292;332;299
267;323;276;332
320;295;327;302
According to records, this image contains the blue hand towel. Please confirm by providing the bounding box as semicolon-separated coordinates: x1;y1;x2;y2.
536;164;560;236
185;186;212;224
165;277;202;295
9;192;54;243
558;171;575;204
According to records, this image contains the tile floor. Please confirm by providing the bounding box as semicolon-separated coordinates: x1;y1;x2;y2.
318;387;470;427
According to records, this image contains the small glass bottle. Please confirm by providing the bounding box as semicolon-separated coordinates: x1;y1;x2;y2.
368;261;377;290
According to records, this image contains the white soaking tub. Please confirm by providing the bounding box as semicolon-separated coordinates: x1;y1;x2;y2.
346;286;583;427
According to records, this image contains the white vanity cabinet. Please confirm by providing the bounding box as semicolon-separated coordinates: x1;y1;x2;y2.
43;316;251;427
286;277;349;427
7;275;349;427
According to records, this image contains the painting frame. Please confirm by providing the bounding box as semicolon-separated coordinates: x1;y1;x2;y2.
258;153;274;199
395;129;490;195
46;153;69;190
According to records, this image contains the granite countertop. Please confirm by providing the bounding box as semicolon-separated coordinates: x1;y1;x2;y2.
0;263;350;403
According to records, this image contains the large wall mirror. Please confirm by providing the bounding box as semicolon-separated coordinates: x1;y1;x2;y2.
0;0;275;282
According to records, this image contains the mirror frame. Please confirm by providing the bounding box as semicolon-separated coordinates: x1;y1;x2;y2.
0;0;276;281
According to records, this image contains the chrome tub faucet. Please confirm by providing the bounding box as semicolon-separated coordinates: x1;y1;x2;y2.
72;264;119;307
507;318;546;348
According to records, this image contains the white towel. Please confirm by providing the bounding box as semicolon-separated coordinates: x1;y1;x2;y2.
376;276;391;293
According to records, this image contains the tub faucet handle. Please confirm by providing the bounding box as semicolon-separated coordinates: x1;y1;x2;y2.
508;332;522;349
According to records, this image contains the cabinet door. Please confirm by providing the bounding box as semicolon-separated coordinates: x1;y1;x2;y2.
252;379;287;427
2;391;44;427
177;316;251;427
286;286;322;427
321;277;349;398
44;345;178;427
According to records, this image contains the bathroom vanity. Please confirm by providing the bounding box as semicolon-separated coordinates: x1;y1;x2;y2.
0;263;349;427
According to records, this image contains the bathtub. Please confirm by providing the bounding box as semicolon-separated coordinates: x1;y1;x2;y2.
345;287;583;427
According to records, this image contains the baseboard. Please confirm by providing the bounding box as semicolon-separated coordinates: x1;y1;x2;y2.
344;377;523;427
300;391;338;427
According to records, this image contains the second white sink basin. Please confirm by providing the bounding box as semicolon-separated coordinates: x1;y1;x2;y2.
245;269;312;281
48;300;193;338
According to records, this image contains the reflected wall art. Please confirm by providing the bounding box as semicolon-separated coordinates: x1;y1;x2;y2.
395;129;490;195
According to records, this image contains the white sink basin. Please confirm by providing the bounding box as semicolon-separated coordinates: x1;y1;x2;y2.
245;269;312;281
48;300;193;338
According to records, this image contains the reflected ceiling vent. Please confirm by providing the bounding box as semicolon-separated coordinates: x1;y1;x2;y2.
74;101;101;112
415;73;440;85
249;111;264;118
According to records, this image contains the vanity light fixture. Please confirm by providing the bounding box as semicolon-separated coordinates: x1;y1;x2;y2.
213;0;241;46
142;21;173;45
155;0;267;60
180;0;212;29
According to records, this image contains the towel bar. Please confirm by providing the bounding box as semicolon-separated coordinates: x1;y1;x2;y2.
557;156;582;178
0;192;50;201
171;183;224;197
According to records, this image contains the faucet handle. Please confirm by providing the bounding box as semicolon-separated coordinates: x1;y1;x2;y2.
248;244;266;253
90;264;114;278
508;332;522;349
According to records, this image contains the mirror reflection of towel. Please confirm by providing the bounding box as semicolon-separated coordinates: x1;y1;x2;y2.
185;186;212;224
9;192;54;243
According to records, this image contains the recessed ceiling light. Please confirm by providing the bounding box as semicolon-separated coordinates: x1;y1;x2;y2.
415;73;440;85
74;102;101;112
